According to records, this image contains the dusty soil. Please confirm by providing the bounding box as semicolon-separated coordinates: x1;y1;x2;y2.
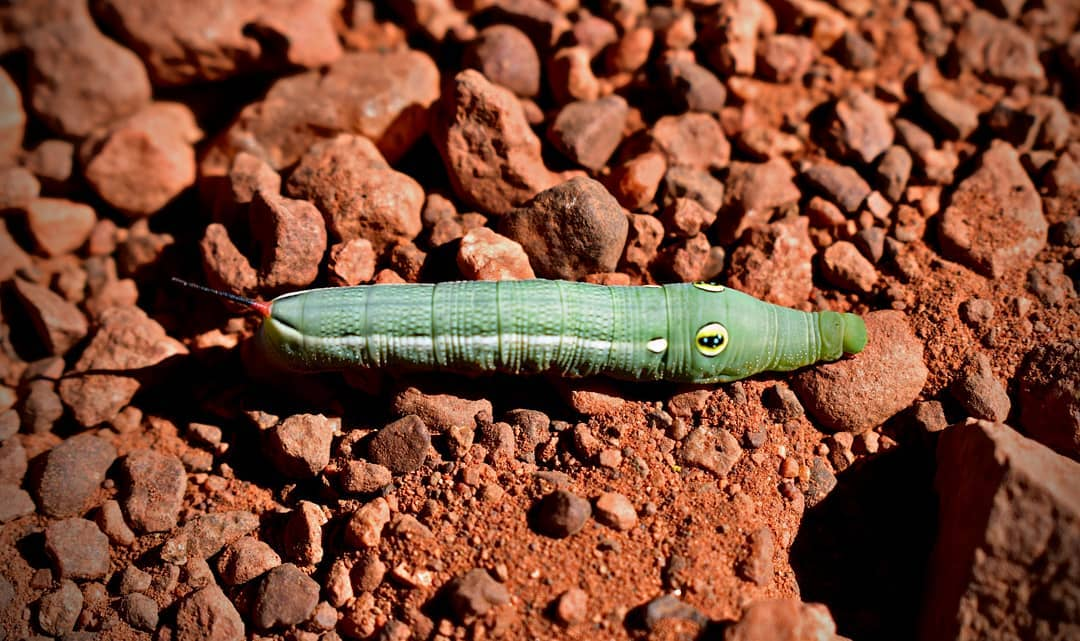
0;2;1077;641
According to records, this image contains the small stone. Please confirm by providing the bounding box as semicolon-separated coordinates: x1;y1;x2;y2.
462;25;540;97
11;278;88;356
218;536;282;585
954;10;1044;86
19;379;64;434
121;449;186;532
922;89;980;140
553;587;588;626
607;27;653;73
344;498;391;548
641;594;708;631
680;427;742;477
283;501;327;566
824;89;894;164
175;586;244;641
119;593;159;632
0;484;34;522
1017;339;1080;460
444;569;510;621
659;59;726;114
910;401;949;434
0;220;32;281
0;69;24;162
547;96;628;170
160;510;260;564
367;415;431;474
45;518;110;580
327;238;376;286
548;46;599;104
32;433;116;518
737;527;775;586
253;563;320;630
338;460;393;495
724;599;839;640
875;146;913;202
718;158;801;244
779;456;800;478
265;413;337;479
351;554;387;593
802;163;872;214
25;198;96;257
92;499;134;546
758;34;817;82
821;241;878;293
38;580;83;636
1026;262;1076;307
118;564;152;594
607;151;667;211
833;30;877;69
533;489;591;538
0;167;40;210
663;166;726;218
594;492;637;531
250;191;327;293
457;227;535;281
200;223;259;295
805;456;838;506
727;217;815;308
649;113;731;173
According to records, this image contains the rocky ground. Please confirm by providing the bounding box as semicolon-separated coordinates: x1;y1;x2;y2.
0;1;1078;640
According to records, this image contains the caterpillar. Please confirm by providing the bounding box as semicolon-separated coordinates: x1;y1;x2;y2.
176;279;865;384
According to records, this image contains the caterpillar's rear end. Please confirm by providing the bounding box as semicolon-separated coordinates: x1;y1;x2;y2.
258;280;866;383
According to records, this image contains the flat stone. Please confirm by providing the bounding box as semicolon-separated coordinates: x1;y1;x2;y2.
252;563;319;630
45;518;110;580
32;433;116;518
120;449;186;532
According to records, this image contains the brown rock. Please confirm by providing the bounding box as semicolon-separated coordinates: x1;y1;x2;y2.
875;145;913;202
25;198;96;256
12;278;88;355
701;0;773;75
718;158;801;244
462;25;540;97
1017;339;1080;460
0;167;39;211
608;151;667;211
23;3;150;137
833;30;877;70
250;191;327;292
368;415;431;474
547;96;628;171
433;69;560;215
923;420;1080;641
553;587;588;626
81;102;201;217
499;177;629;280
32;433;116;518
548;46;599;104
680;427;742;477
96;499;136;546
727;217;815;308
282;501;326;566
286;134;423;256
0;69;24;162
161;511;259;564
207;152;281;228
820;241;878;293
200;223;259;296
649;113;731;172
45;518;109;579
217;536;282;586
444;569;511;621
938;142;1046;278
802;163;872;214
661;199;716;239
662;166;726;217
96;0;342;86
951;352;1011;423
252;563;319;630
921;89;980;140
757;34;817;83
344;498;390;548
594;492;637;531
0;431;27;486
791;311;928;433
955;10;1045;86
175;586;244;641
328;238;376;286
825;89;894;164
659;59;726;114
120;449;186;532
606;26;653;74
0;484;34;522
533;489;591;538
390;386;492;431
264;413;337;479
737;527;775;586
0;220;31;281
457;227;535;281
656;233;715;282
337;460;393;495
724;599;842;641
622;212;664;276
37;580;82;636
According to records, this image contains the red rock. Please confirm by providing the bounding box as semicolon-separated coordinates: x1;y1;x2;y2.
737;526;775;586
1017;339;1080;460
0;69;24;162
724;599;842;641
198;226;252;297
462;25;540;97
218;536;282;586
649;113;731;172
701;0;775;75
81;102;201;217
820;241;878;294
680;426;742;477
434;70;560;215
938;141;1046;278
607;151;667;211
548;46;600;105
58;306;187;427
0;430;26;486
286;134;423;256
11;278;88;355
547;95;629;171
120;449;186;533
656;233;714;282
96;499;136;546
923;420;1080;641
0;220;31;281
202;49;439;176
368;415;431;474
96;0;342;86
161;510;259;564
553;587;588;626
659;59;727;114
390;386;492;431
570;13;617;57
0;167;40;212
37;579;81;636
921;89;980;140
0;484;34;522
457;227;535;281
791;310;928;433
337;460;393;495
344;498;390;548
444;569;511;621
282;501;326;566
875;145;912;202
175;586;244;641
594;492;637;531
737;126;805;160
802;162;872;214
31;432;116;518
661;199;716;238
771;0;848;50
833;30;877;70
606;26;653;74
22;139;75;188
757;34;816;83
25;198;96;256
499;177;629;280
207;152;281;228
662;166;725;217
327;238;376;286
955;10;1045;86
264;413;337;479
22;2;150;137
727;216;815;307
951;352;1011;423
250;191;326;293
824;89;894;164
718;158;801;243
478;0;570;48
45;518;110;580
252;563;319;630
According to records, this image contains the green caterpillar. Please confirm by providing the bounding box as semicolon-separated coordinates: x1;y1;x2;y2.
179;279;865;384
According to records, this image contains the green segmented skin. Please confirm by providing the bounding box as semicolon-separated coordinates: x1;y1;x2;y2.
257;280;866;384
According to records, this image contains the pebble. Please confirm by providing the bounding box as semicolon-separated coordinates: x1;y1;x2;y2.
834;30;877;69
0;484;34;522
58;306;187;427
282;501;327;566
119;593;159;632
444;569;510;620
663;166;726;220
921;89;980;140
594;492;638;531
679;427;742;477
951;352;1011;423
0;220;32;282
649;113;731;173
955;10;1044;85
763;383;804;422
121;449;186;532
791;311;928;433
351;553;387;593
875;145;913;202
608;151;667;211
25;198;96;257
607;27;654;73
909;401;948;434
37;579;83;636
45;518;110;580
821;241;878;293
548;46;599;104
533;489;591;538
367;415;431;474
433;69;559;215
457;227;535;281
805;456;838;506
825;89;894;164
727;217;816;308
553;587;588;625
1026;262;1075;307
391;387;491;431
0;167;39;211
160;510;260;564
285;134;423;256
175;585;244;641
499;176;629;280
1017;339;1080;459
338;460;393;495
640;594;708;631
19;379;63;434
659;59;726;114
758;34;817;82
0;69;24;161
249;191;327;293
737;527;775;586
252;563;320;630
118;564;152;594
462;24;540;97
11;278;88;356
939;142;1046;278
264;413;337;479
327;238;377;286
802;162;872;214
217;536;282;585
547;95;628;170
345;498;391;548
724;599;838;641
32;433;116;518
719;158;801;244
80;102;201;217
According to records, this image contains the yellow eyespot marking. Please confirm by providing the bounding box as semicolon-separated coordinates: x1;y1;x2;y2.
646;337;668;353
693;282;725;293
695;322;728;357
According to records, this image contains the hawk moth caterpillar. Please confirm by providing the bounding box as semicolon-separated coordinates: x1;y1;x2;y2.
175;278;866;384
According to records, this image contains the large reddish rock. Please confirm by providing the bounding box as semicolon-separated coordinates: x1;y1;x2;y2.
724;599;843;641
433;69;561;215
791;311;928;433
285;134;421;256
31;433;116;518
96;0;342;86
58;306;188;427
1017;339;1080;461
80;102;201;217
202;49;439;175
727;216;815;308
922;420;1080;641
938;141;1046;278
22;0;150;138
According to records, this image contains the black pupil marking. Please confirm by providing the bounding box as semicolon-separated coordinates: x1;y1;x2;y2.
699;334;724;348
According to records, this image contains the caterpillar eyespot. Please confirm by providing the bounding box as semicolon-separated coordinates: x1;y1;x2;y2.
173;278;867;384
